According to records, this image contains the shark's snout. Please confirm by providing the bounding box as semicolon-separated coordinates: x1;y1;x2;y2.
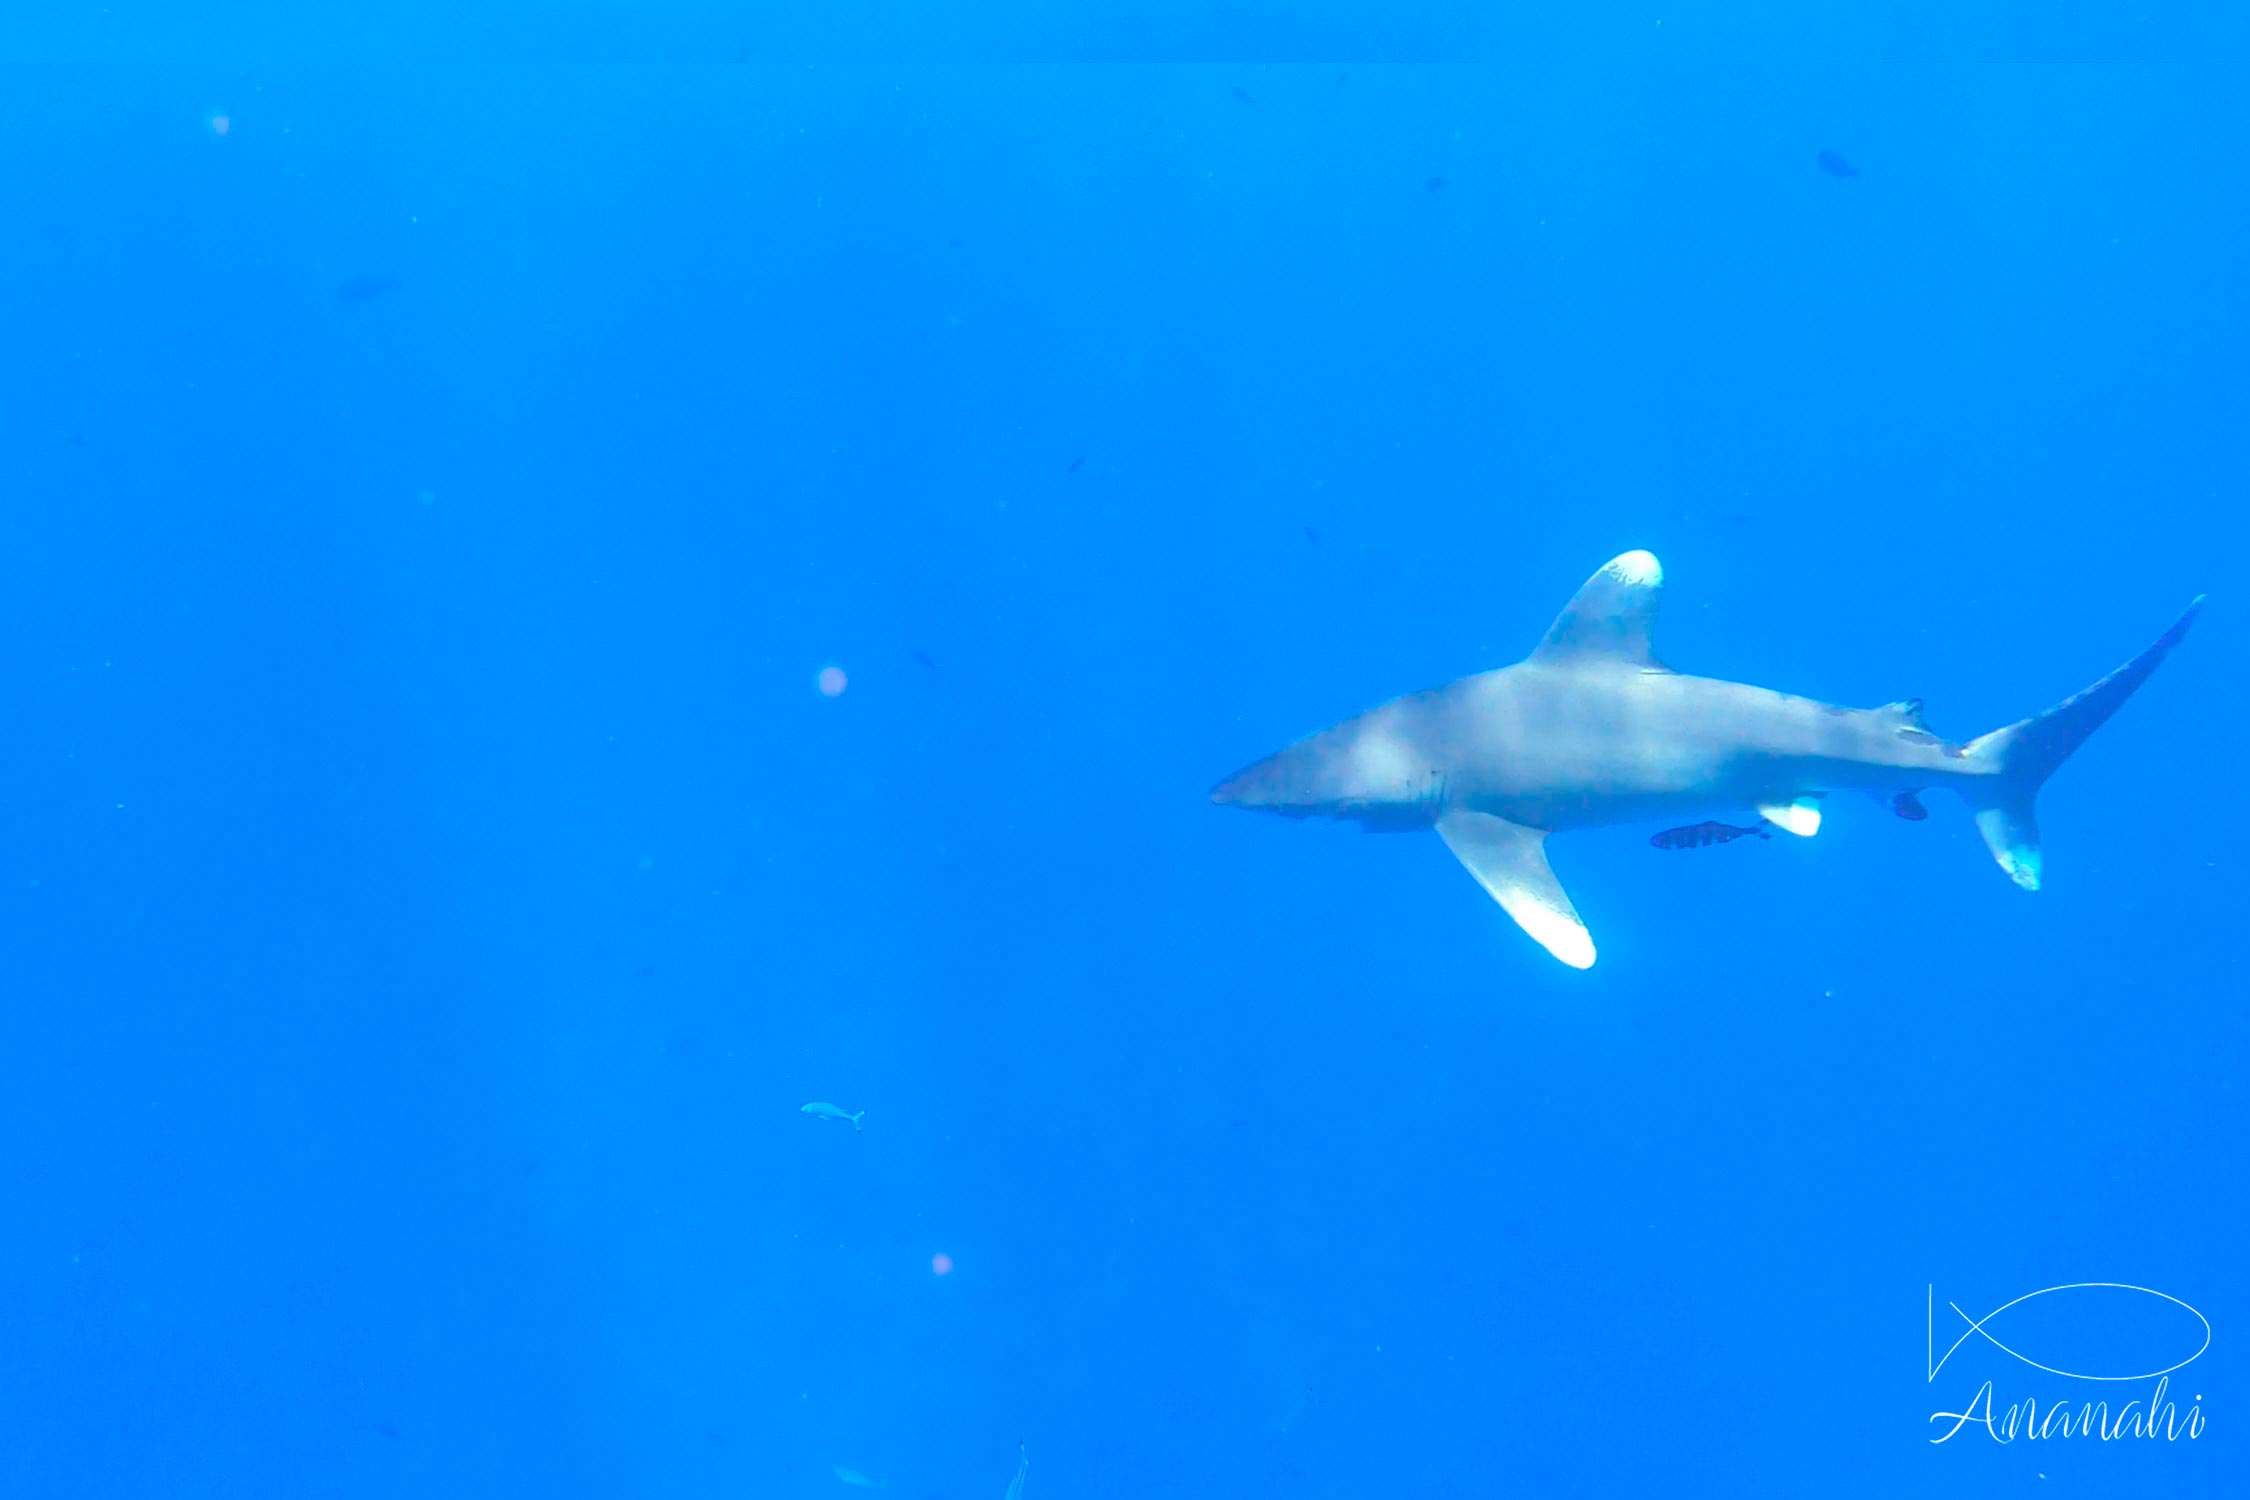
1209;756;1286;808
1211;713;1450;829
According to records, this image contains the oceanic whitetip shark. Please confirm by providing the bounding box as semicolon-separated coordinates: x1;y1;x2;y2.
1211;551;2203;969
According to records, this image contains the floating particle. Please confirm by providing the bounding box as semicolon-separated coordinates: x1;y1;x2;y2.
816;665;848;697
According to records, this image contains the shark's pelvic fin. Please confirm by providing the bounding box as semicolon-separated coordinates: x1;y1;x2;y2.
1757;797;1823;837
1961;595;2204;891
1436;810;1596;969
1531;549;1668;672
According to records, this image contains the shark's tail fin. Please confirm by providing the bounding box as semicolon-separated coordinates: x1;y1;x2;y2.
1960;596;2203;890
851;1111;866;1131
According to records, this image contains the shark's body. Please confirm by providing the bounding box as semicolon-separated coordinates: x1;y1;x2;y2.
801;1101;865;1131
1211;551;2202;969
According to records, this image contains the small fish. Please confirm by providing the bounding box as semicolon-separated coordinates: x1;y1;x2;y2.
833;1464;887;1489
911;649;939;670
1425;176;1446;192
1302;524;1322;548
1649;820;1771;851
1335;72;1349;88
1891;791;1929;821
1003;1443;1029;1500
802;1102;865;1131
1067;455;1083;474
1231;86;1257;106
1816;149;1859;179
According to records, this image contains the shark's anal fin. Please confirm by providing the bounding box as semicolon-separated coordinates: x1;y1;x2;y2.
1435;810;1596;969
1756;796;1823;836
1531;550;1668;672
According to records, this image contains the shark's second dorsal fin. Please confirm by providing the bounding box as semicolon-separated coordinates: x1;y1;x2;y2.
1531;550;1667;671
1878;697;1969;755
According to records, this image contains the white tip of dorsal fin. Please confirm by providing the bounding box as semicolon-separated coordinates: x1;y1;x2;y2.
1531;550;1667;672
1608;549;1661;585
1757;798;1823;837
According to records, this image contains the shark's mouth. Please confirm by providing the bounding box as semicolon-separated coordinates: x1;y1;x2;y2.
1210;748;1446;831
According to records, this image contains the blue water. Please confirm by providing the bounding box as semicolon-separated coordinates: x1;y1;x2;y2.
2;43;2242;1499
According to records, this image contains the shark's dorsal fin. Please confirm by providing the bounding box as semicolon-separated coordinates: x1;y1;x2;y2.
1436;810;1596;969
1531;550;1667;671
1877;697;1929;730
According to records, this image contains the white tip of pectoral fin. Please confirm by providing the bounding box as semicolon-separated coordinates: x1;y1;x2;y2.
1757;797;1823;837
1436;810;1597;969
1512;897;1598;970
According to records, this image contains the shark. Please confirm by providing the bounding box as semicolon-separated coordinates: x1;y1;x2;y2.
1210;550;2202;969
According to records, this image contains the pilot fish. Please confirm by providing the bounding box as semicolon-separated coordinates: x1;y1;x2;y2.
1649;820;1771;851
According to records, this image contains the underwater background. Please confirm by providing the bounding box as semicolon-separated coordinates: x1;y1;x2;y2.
2;24;2243;1500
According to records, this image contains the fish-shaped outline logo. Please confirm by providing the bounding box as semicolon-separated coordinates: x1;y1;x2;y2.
1928;1283;2210;1383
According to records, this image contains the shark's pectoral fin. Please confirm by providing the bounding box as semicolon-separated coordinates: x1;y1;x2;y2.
1435;811;1596;970
1756;797;1823;837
